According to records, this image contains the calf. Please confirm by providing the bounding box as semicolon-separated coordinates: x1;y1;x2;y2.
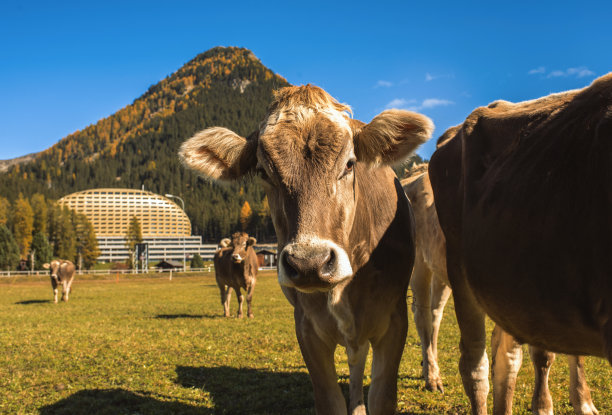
403;165;598;414
213;232;258;318
43;260;76;303
180;84;433;414
428;73;612;414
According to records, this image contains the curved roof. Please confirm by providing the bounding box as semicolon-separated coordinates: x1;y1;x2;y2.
58;188;191;238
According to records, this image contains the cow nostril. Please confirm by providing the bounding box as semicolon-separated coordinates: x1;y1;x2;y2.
320;248;337;277
282;253;300;280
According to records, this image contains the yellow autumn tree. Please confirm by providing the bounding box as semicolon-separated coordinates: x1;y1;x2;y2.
239;201;252;231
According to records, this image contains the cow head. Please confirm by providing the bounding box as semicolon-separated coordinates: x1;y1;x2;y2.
43;260;61;281
224;232;256;264
180;85;432;292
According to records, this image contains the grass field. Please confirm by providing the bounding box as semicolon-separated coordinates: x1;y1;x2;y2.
0;271;609;414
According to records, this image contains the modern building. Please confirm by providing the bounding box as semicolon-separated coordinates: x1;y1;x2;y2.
58;188;217;262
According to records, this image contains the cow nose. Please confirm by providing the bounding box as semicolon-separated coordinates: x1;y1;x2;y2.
282;248;337;281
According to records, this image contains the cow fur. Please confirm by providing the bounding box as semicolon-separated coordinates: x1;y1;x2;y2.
403;165;599;414
180;84;433;414
428;73;612;414
43;259;76;303
213;232;258;318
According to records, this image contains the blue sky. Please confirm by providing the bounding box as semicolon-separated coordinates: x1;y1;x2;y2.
1;0;611;160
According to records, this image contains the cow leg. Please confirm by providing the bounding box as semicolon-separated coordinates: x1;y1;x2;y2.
347;343;369;415
219;285;231;317
491;325;523;415
450;258;489;415
62;281;69;302
529;345;555;415
295;311;346;414
430;275;452;392
51;278;58;304
568;355;599;415
410;258;440;391
246;282;255;318
368;298;408;415
237;288;245;318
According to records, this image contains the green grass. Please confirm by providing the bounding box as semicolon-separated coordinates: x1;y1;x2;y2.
0;271;609;414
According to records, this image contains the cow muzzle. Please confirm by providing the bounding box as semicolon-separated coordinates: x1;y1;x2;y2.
231;254;243;263
278;237;353;292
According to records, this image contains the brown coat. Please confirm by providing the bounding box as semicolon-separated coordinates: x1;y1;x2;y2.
43;260;76;303
180;84;433;414
429;73;612;414
213;232;258;318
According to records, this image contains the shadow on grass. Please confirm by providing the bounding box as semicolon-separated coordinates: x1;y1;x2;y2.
39;388;206;415
156;313;205;319
176;365;314;413
15;299;51;305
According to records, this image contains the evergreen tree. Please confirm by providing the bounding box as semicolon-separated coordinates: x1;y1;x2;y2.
190;253;204;269
0;224;19;270
30;232;52;270
125;216;143;268
30;193;48;235
50;206;77;261
12;195;34;258
0;197;9;226
73;212;100;269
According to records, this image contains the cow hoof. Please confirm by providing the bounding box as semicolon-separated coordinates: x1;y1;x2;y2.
237;313;244;318
425;378;444;393
248;313;254;318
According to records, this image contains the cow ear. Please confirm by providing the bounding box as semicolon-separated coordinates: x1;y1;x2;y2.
353;109;433;165
43;263;50;269
179;127;258;181
247;237;257;246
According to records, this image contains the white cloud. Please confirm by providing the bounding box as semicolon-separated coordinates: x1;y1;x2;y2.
420;98;454;109
385;98;416;109
529;66;595;79
385;98;454;111
425;72;454;82
528;66;546;75
375;80;393;88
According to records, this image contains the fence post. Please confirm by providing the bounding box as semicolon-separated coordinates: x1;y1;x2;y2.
169;269;172;281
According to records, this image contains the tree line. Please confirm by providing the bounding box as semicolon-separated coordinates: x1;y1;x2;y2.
0;194;99;271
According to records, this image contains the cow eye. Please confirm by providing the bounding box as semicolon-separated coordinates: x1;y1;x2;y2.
341;159;356;179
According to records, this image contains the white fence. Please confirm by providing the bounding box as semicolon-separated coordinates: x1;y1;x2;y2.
0;265;276;278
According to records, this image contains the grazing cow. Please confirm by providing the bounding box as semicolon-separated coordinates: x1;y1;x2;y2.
402;165;598;414
428;73;612;414
180;84;433;414
213;232;258;318
43;260;76;303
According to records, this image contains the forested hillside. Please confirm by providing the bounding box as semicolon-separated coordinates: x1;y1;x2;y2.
0;47;289;242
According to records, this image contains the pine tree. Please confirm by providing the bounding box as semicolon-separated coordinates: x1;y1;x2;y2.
30;193;48;236
73;212;100;269
12;195;34;258
0;224;19;270
190;253;204;269
30;232;52;270
0;197;9;226
50;206;77;261
125;216;143;267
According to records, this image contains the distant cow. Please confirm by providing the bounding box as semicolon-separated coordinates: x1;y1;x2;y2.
43;260;76;303
428;73;612;414
180;84;433;413
213;232;258;318
403;166;598;414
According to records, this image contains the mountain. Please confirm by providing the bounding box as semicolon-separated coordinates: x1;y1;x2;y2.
0;152;40;173
0;46;290;242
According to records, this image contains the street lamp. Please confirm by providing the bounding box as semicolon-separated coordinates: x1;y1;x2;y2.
165;194;186;271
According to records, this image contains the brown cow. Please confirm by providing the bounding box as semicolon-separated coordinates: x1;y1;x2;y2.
43;259;76;303
213;232;258;318
428;73;612;414
403;165;598;414
180;84;433;414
